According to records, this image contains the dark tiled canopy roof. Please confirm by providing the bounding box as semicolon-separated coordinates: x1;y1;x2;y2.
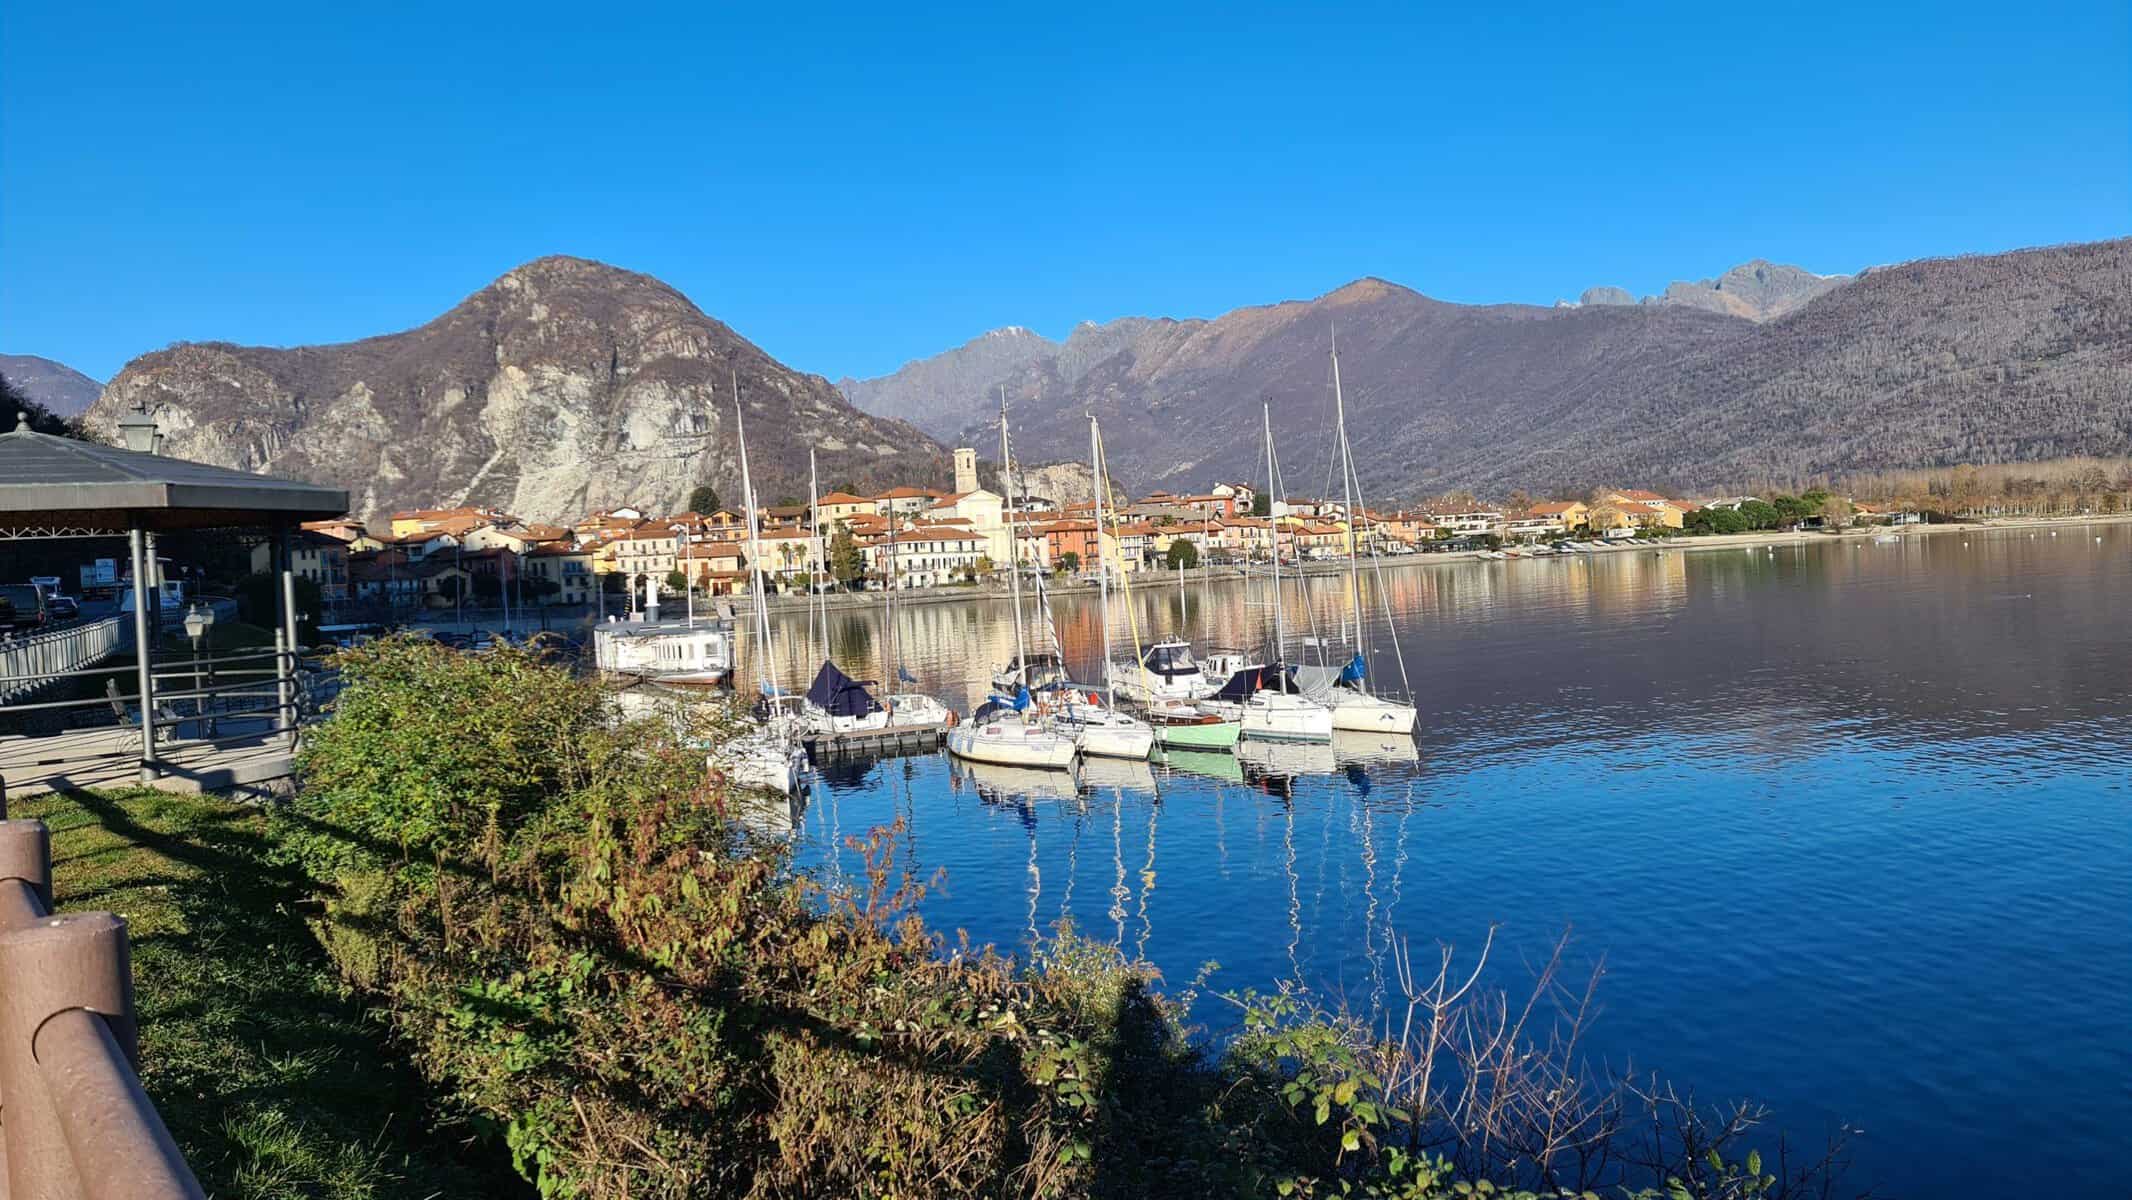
0;425;348;533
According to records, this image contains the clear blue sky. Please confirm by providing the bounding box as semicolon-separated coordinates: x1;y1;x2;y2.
3;1;2126;385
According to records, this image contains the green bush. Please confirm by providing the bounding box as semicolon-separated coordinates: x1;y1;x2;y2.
283;640;1832;1200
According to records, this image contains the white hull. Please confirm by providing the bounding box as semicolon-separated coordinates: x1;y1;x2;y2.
1326;691;1417;733
804;693;955;737
1064;709;1156;759
1237;692;1334;743
711;737;806;796
948;720;1079;769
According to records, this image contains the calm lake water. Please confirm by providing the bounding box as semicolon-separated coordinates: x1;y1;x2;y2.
744;527;2132;1198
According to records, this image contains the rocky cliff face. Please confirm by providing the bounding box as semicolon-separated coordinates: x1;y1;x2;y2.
87;257;952;524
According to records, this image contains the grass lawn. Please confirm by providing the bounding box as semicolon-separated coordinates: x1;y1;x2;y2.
16;788;523;1199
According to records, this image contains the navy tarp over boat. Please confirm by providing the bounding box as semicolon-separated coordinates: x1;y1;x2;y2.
806;661;883;717
1210;665;1273;702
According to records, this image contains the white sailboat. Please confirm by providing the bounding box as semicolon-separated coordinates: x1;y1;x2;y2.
1045;415;1156;760
1315;334;1418;735
797;463;954;749
713;376;806;795
949;393;1079;769
1217;404;1333;744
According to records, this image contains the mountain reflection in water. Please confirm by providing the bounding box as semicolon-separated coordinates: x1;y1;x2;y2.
757;527;2132;1199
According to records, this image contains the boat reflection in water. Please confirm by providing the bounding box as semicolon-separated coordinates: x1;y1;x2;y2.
1154;747;1244;784
1330;730;1421;767
1077;754;1158;795
949;756;1087;804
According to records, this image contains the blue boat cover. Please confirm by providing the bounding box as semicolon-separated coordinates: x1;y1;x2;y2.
1210;665;1272;702
806;661;882;717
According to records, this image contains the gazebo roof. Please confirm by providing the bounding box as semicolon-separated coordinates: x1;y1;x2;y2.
0;425;349;535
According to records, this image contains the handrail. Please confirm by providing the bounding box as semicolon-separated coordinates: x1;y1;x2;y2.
0;620;127;705
0;816;205;1199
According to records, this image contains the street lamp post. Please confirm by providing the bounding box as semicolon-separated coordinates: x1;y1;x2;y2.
183;603;215;737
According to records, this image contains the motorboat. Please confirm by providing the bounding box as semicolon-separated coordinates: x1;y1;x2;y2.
947;695;1080;769
592;618;734;686
1109;640;1215;703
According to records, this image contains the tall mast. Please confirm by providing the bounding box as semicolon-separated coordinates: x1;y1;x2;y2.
808;447;823;663
734;369;776;693
882;505;899;701
1263;401;1286;664
999;388;1028;677
1332;329;1368;693
1089;414;1113;692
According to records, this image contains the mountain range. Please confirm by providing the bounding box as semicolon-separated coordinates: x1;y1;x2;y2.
51;238;2132;524
839;239;2132;498
85;257;951;525
0;353;103;417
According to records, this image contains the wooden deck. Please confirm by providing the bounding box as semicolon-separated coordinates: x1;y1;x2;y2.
0;722;296;800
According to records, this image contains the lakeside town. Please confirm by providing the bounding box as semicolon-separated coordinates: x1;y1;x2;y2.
274;441;1951;620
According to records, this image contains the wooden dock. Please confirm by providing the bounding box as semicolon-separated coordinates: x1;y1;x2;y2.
803;723;949;759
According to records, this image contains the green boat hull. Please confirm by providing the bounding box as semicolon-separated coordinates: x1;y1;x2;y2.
1151;719;1243;749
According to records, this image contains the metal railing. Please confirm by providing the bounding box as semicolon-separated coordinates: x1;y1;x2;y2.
0;620;126;706
0;811;204;1198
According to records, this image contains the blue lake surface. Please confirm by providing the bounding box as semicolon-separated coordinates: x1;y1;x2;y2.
751;527;2132;1198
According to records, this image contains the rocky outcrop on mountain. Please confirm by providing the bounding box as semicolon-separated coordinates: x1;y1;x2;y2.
1567;260;1849;320
0;354;102;417
876;240;2132;499
836;316;1192;442
86;258;952;524
836;326;1058;437
1645;260;1849;321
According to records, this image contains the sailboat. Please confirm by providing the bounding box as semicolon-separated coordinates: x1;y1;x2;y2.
1310;334;1418;735
1197;405;1333;744
795;456;954;753
1029;416;1158;760
710;376;807;795
950;393;1081;769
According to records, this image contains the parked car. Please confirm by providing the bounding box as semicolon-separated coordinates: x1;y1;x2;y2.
0;583;48;633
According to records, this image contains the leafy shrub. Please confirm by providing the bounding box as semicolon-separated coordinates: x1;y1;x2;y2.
284;640;1837;1200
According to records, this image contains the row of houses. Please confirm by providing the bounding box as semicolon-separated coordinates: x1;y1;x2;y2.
286;457;1835;611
